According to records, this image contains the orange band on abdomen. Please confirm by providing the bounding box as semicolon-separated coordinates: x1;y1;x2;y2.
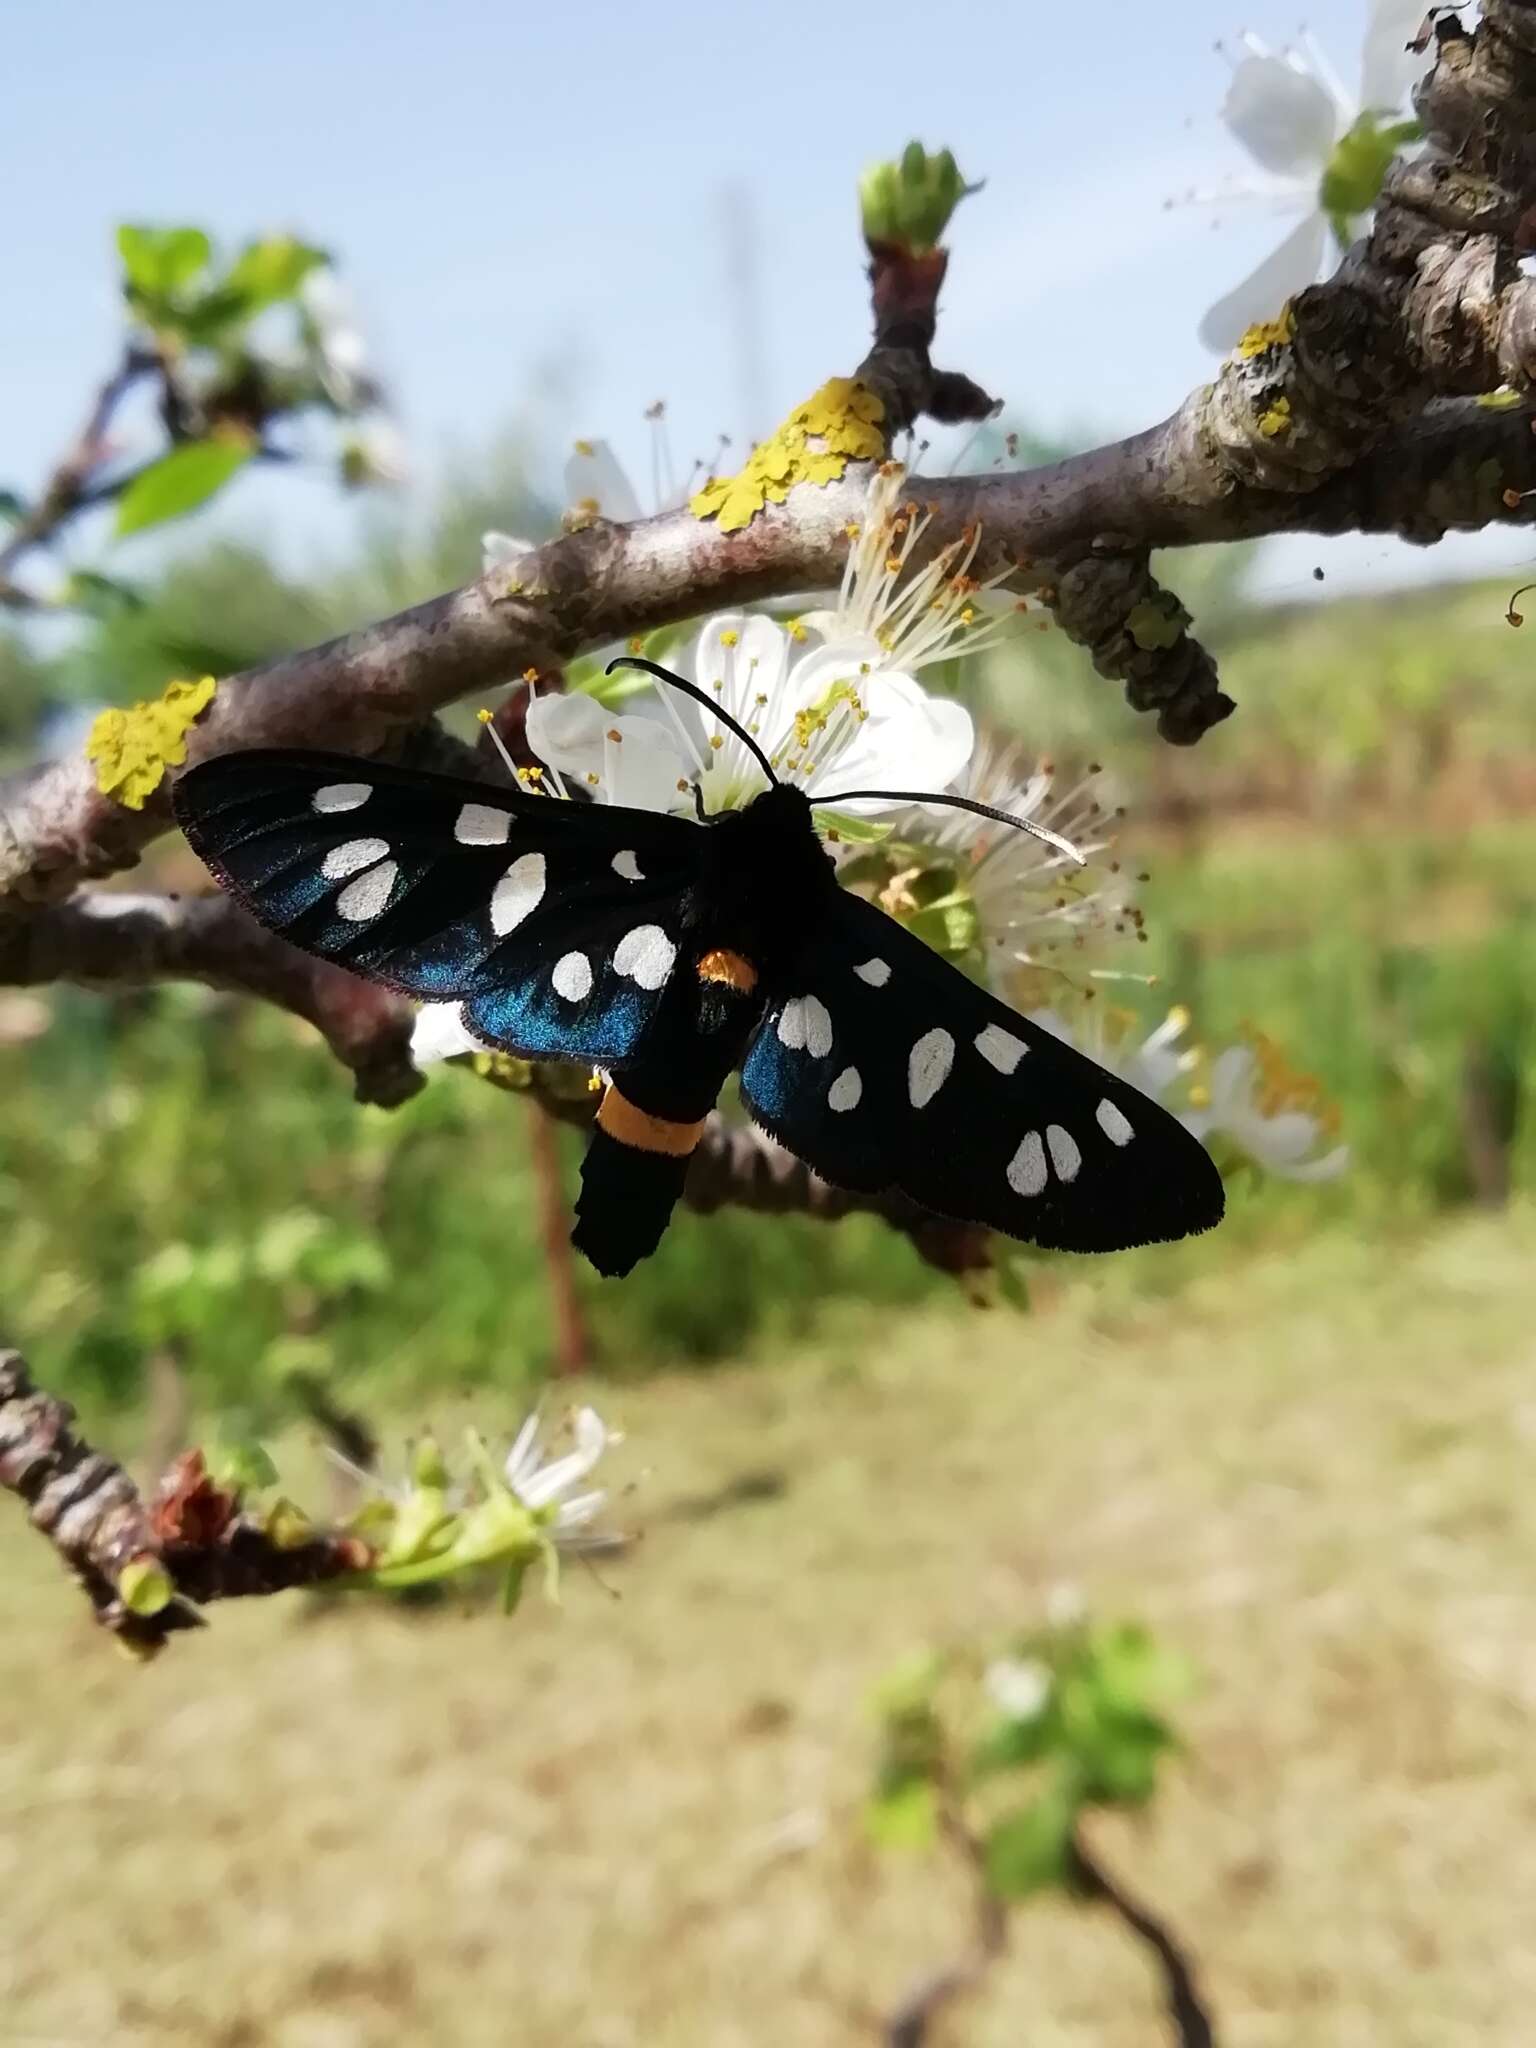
596;1086;706;1158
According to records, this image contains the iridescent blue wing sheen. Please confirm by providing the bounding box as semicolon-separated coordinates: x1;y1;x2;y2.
173;748;704;1066
739;890;1225;1253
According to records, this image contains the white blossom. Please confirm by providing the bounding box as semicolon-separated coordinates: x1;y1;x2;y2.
985;1656;1053;1722
1197;3;1428;352
504;1405;621;1551
1184;1041;1349;1181
524;607;973;818
1031;1007;1348;1182
890;735;1142;1001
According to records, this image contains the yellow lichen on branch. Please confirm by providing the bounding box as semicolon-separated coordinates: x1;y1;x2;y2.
1236;305;1297;360
690;378;885;533
85;675;218;810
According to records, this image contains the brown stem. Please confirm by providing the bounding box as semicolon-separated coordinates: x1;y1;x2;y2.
1070;1832;1217;2048
884;1795;1008;2048
526;1103;589;1376
0;1350;373;1656
0;346;158;600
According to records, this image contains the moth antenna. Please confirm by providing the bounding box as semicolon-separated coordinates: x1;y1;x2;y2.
604;657;778;787
814;789;1087;867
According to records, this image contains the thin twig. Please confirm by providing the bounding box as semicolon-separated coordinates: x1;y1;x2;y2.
1071;1832;1217;2048
0;346;158;598
0;1349;373;1657
884;1794;1009;2048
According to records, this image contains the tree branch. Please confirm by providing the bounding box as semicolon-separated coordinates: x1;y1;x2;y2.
0;1349;372;1657
0;889;423;1106
1071;1832;1217;2048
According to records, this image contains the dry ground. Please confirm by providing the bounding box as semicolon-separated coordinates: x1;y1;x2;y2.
6;1212;1536;2046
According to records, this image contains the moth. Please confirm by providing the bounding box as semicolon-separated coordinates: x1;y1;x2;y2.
173;661;1224;1276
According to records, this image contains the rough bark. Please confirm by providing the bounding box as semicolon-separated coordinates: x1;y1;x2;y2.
0;1350;372;1655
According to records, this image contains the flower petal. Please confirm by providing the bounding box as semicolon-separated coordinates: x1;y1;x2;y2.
554;1489;608;1529
411;1002;484;1066
504;1413;542;1489
565;439;644;523
1360;0;1431;110
604;715;696;813
1198;210;1329;354
1222;48;1342;173
482;530;536;571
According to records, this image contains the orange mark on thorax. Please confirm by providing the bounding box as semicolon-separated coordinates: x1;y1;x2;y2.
696;948;759;994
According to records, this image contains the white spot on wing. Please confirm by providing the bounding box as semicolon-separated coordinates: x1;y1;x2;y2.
828;1066;862;1112
313;782;370;814
336;860;398;922
455;801;511;846
855;958;891;987
1096;1098;1134;1147
1007;1130;1048;1197
491;852;545;936
975;1023;1028;1075
612;850;644;883
1046;1125;1082;1183
552;951;593;1002
777;995;832;1058
323;837;390;879
613;923;675;990
908;1028;955;1108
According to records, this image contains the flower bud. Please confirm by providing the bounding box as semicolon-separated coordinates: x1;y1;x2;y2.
860;143;982;253
119;1555;175;1618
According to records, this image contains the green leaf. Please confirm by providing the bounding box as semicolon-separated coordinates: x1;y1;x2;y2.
203;1435;279;1496
983;1780;1081;1899
811;809;894;845
117;224;211;305
0;489;26;524
905;892;981;960
63;568;146;618
1077;1720;1167;1806
114;439;254;537
865;1776;939;1852
223;235;327;311
870;1650;945;1721
970;1708;1056;1778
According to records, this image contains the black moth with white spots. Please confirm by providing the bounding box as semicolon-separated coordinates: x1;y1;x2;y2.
173;668;1224;1276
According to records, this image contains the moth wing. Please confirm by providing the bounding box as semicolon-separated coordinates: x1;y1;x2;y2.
173;748;704;1065
739;890;1224;1252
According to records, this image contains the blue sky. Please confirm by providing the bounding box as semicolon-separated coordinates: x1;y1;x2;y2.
6;0;1530;601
